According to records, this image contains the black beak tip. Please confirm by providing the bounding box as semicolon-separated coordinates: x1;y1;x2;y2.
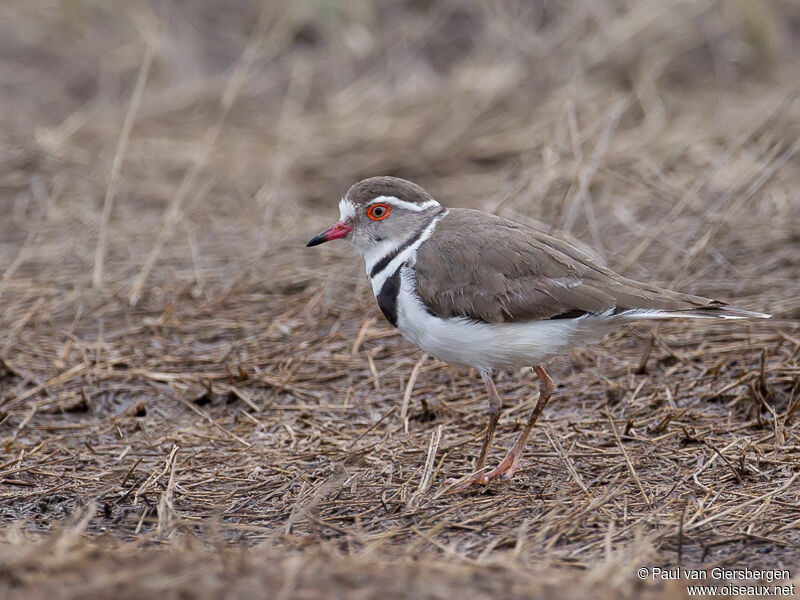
306;235;325;248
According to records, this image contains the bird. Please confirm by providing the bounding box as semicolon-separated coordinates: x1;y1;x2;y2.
306;176;770;487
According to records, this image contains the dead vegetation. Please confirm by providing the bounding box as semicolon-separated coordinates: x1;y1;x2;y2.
0;1;799;598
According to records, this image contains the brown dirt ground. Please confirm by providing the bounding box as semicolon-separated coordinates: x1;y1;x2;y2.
1;1;799;598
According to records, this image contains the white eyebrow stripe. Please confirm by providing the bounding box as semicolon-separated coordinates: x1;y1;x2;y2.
338;198;356;221
368;195;441;212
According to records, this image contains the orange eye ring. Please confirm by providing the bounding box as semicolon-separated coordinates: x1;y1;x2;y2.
367;203;390;221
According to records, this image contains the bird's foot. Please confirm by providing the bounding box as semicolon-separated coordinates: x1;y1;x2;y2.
482;448;523;481
443;470;488;490
443;449;524;491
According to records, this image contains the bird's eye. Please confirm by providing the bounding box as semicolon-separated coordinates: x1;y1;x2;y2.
367;204;390;220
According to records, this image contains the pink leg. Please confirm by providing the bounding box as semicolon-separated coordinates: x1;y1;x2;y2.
484;365;554;481
452;366;554;488
446;371;502;486
475;372;502;472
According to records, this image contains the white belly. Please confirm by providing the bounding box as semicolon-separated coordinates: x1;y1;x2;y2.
394;266;604;371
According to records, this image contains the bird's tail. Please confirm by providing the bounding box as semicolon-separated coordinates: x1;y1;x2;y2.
615;306;771;321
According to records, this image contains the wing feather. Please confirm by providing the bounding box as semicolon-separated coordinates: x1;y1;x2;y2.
414;209;722;324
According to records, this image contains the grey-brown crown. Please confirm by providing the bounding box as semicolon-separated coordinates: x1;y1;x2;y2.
345;176;439;207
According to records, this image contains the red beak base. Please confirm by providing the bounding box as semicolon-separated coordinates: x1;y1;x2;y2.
306;222;352;247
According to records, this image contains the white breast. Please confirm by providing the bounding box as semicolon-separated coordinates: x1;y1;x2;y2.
395;265;610;371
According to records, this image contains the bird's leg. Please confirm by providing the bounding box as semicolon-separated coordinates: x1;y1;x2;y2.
474;371;502;478
446;370;502;487
482;365;554;482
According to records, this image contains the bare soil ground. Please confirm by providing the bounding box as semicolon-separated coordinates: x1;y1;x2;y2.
1;2;799;598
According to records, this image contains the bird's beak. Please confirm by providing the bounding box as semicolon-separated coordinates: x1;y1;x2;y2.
306;221;352;247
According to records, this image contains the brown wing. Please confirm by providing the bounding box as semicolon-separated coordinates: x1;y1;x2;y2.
414;209;723;324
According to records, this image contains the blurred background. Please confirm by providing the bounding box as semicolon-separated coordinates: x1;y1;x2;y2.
1;0;799;313
1;1;800;598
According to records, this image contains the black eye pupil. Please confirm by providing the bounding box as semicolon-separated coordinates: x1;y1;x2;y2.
373;206;385;217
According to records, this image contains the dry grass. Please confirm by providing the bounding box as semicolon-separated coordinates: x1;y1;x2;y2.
1;1;799;598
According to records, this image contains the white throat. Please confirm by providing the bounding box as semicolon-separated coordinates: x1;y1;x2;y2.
363;238;401;274
366;212;446;295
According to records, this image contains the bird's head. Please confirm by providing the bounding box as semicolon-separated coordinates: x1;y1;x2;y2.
306;176;444;256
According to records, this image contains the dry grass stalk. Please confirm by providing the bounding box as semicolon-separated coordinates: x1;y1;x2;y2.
0;1;799;598
93;42;154;289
